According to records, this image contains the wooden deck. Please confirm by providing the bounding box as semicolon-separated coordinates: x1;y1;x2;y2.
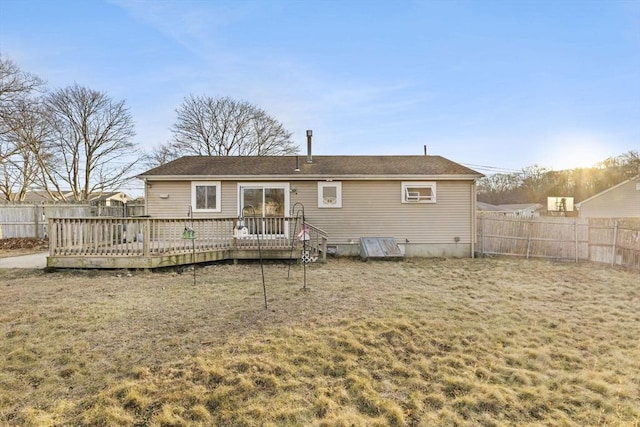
47;217;327;269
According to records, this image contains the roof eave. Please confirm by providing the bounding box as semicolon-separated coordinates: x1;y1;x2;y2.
138;173;483;181
575;174;640;207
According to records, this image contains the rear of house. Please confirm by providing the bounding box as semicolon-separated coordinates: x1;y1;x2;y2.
138;154;483;258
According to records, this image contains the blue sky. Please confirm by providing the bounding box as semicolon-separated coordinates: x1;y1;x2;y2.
1;0;639;193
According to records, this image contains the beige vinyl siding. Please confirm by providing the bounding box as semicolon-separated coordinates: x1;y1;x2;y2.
146;180;238;218
578;178;640;218
145;181;191;217
220;181;239;217
146;179;474;245
290;180;473;244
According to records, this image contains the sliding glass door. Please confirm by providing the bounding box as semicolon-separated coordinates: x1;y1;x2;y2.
239;183;289;237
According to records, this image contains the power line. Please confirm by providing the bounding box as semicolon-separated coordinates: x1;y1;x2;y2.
461;163;521;174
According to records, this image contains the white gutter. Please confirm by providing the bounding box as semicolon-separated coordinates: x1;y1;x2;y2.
138;174;484;181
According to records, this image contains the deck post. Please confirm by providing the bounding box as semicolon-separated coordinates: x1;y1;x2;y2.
142;218;150;256
320;235;327;262
233;236;238;265
48;218;56;257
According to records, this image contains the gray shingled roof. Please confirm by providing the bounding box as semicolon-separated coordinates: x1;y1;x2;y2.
139;155;482;178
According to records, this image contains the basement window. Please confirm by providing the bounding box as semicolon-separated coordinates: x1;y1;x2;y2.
192;181;221;212
402;182;436;203
318;181;342;208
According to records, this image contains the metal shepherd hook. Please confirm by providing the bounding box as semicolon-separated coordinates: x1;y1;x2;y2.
242;204;267;310
289;202;308;290
186;205;196;286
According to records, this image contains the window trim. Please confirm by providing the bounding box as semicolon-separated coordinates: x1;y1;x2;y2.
318;181;342;208
191;181;221;212
401;181;436;203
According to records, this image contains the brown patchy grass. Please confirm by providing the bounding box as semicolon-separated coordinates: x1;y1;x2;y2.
0;257;638;426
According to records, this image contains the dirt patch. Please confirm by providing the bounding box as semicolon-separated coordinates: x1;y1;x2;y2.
0;238;49;258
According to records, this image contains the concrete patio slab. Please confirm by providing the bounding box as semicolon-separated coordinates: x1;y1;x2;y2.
0;252;48;269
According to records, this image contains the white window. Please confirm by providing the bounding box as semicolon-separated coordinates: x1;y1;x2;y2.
402;182;436;203
191;181;221;212
318;181;342;208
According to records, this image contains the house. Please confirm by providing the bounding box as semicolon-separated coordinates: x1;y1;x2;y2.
87;191;130;207
477;202;543;217
576;175;640;218
138;144;483;258
14;190;74;203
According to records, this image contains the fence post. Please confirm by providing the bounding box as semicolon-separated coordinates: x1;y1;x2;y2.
481;215;485;255
611;220;618;267
574;220;578;263
33;203;39;238
525;218;533;259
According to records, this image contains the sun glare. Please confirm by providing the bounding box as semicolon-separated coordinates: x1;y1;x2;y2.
541;133;611;170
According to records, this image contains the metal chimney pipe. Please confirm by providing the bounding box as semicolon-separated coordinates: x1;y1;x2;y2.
306;130;313;163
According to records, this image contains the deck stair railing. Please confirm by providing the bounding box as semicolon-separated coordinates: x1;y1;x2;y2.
300;222;328;262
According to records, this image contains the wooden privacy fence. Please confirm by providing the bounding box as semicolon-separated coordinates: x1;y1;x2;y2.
0;203;144;239
0;204;92;239
477;214;640;269
587;218;640;268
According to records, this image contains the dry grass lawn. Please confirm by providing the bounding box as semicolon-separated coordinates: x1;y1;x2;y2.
0;257;638;426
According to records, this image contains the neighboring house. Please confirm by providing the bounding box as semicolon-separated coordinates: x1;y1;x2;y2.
477;202;543;217
576;175;640;218
138;147;483;258
87;191;130;207
17;190;74;203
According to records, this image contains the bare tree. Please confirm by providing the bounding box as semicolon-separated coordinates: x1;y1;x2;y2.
0;55;44;116
144;142;180;169
0;98;56;200
0;55;46;200
159;95;296;164
617;150;639;177
44;83;138;201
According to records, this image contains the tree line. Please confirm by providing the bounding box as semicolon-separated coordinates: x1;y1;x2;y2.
0;55;297;202
477;151;639;206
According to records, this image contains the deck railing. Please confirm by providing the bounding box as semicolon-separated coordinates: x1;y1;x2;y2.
48;216;328;261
